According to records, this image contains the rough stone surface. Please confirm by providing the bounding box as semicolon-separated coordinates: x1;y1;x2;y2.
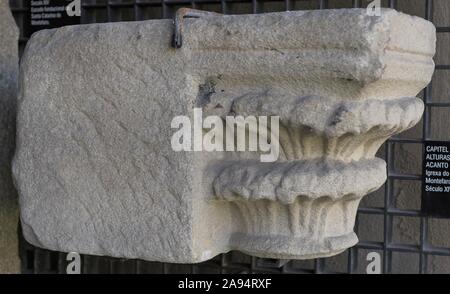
14;9;435;262
0;0;20;273
357;0;450;274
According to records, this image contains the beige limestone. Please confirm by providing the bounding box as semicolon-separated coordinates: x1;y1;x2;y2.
13;9;435;262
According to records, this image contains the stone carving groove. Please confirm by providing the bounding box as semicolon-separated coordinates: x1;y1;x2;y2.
212;93;423;258
14;9;435;262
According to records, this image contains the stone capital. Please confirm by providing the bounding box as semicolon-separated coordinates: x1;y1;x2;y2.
14;9;435;262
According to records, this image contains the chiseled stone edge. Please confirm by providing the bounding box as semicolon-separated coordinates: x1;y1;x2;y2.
214;158;386;203
230;95;424;138
187;9;435;87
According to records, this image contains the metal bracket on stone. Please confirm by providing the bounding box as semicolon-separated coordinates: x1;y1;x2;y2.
172;8;222;48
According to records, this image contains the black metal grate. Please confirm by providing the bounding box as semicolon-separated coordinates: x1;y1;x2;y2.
10;0;450;274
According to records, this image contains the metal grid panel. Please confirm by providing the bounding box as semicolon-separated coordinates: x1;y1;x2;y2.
9;0;450;274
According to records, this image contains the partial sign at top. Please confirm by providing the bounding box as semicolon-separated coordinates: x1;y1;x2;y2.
26;0;81;37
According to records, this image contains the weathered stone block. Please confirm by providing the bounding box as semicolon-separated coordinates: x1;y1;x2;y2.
0;0;20;273
14;9;435;262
